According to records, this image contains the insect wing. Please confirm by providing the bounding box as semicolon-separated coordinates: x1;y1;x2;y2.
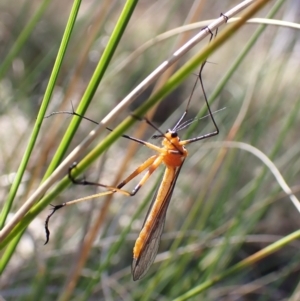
132;161;185;280
132;207;167;280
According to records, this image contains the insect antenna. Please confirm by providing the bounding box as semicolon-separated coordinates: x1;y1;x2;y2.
176;107;226;132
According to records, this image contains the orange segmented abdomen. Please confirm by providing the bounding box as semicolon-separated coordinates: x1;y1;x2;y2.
133;167;176;259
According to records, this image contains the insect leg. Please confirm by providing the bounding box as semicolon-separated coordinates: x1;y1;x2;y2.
179;29;220;145
44;156;163;243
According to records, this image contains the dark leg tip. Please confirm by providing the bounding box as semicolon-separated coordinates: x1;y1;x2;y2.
220;13;228;23
44;203;66;244
70;162;78;170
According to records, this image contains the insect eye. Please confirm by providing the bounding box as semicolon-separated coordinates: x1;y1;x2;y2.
171;132;178;138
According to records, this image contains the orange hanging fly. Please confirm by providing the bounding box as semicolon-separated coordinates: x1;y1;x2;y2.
44;31;221;281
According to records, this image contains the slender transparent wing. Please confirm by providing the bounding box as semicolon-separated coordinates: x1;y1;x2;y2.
132;161;185;281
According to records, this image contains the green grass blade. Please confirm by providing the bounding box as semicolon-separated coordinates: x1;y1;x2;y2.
0;0;82;273
0;0;51;80
43;0;140;179
173;230;300;301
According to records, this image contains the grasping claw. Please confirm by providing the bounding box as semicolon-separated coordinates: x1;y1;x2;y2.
68;162;89;185
220;13;229;23
44;204;65;244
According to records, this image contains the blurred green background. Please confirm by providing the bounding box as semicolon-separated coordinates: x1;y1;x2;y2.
1;0;300;300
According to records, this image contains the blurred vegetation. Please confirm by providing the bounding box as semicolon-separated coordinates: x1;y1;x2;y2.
1;0;300;300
